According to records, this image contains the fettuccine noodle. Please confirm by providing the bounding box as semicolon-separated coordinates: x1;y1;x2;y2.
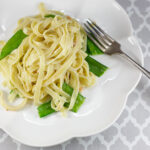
0;3;96;112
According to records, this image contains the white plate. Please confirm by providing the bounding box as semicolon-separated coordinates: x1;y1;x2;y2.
0;0;143;147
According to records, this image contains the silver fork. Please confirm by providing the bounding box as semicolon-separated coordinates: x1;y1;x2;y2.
84;19;150;79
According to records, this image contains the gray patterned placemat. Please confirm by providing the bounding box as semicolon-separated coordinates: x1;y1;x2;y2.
0;0;150;149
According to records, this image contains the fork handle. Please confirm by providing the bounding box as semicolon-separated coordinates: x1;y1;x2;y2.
119;52;150;79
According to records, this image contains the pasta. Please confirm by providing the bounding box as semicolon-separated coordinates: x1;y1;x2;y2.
0;3;96;113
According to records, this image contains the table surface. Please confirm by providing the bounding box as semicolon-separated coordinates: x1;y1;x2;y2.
1;0;150;149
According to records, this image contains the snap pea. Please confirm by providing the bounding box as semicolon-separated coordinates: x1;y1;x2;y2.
45;14;55;18
37;83;85;117
85;56;108;77
0;29;27;60
62;82;85;112
37;101;56;118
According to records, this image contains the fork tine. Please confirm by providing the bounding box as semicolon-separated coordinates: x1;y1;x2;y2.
84;22;109;49
87;19;114;43
86;20;112;46
85;31;106;52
